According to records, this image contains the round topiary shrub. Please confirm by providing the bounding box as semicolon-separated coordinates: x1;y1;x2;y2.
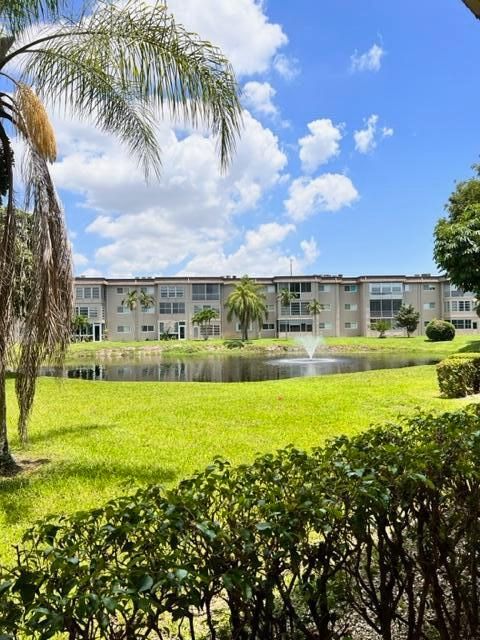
425;319;456;342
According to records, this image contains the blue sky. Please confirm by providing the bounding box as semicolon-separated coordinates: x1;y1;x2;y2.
44;0;480;277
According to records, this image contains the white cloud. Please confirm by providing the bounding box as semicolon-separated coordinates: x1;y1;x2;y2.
285;174;359;221
164;0;288;76
354;114;393;154
180;223;318;277
273;53;300;80
350;43;384;73
73;252;89;268
298;119;343;173
242;81;278;117
51;108;290;276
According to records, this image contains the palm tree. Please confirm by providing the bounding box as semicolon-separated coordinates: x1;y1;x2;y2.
139;291;155;312
307;299;324;336
122;290;138;312
0;1;242;470
278;287;296;308
192;308;219;340
225;276;268;341
72;314;91;342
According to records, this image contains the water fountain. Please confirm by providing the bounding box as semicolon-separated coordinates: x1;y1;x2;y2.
295;335;325;359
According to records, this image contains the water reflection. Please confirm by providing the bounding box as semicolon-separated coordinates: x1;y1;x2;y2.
40;353;440;383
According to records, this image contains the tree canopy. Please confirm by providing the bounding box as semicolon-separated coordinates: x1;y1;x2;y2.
395;304;420;337
225;276;268;341
434;165;480;296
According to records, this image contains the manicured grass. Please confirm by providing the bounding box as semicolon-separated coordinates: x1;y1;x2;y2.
67;335;477;359
0;363;477;562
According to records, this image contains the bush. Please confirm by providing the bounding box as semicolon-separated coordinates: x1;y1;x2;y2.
2;407;480;639
425;318;456;341
437;353;480;397
223;338;245;349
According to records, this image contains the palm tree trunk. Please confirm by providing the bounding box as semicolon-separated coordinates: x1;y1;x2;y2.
0;365;14;469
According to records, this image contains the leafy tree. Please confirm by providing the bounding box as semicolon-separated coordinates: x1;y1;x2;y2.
395;304;420;337
434;164;480;296
371;319;390;338
307;298;324;336
192;308;219;340
225;276;268;341
0;0;241;471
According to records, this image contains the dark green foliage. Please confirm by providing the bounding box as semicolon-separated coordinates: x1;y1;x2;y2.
395;303;420;336
434;165;480;294
223;338;245;349
425;318;456;342
437;353;480;397
3;407;480;638
371;319;390;338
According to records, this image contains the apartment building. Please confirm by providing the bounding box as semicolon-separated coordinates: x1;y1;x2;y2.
73;274;480;341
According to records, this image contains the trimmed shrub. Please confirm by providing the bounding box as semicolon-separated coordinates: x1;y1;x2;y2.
437;353;480;397
425;318;455;341
2;407;480;639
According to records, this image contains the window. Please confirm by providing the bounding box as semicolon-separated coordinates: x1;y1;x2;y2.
140;286;154;294
369;282;403;296
321;303;332;311
77;306;88;317
369;299;402;318
192;283;220;300
193;304;220;314
459;300;471;312
318;284;331;293
344;285;358;293
262;323;275;330
266;285;275;293
423;302;436;310
423;284;436;291
451;319;472;330
345;321;358;329
444;301;450;313
279;321;313;332
319;322;332;330
116;287;127;294
159;302;185;314
344;303;358;311
75;287;83;300
280;301;311;316
279;282;312;297
141;306;154;313
116;325;131;333
83;287;91;299
236;322;253;332
160;285;184;298
88;308;98;319
92;287;100;299
200;324;221;337
117;306;129;314
141;325;155;332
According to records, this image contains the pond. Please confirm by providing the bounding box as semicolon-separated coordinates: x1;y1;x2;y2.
40;352;440;383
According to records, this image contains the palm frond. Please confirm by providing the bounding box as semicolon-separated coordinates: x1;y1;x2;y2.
5;1;242;172
15;144;73;444
0;0;68;36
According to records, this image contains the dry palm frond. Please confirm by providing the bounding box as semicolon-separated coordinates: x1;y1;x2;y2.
15;83;56;162
15;145;72;444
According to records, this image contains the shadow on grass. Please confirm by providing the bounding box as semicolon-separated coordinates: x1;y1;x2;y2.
27;421;116;445
0;460;178;525
457;341;480;353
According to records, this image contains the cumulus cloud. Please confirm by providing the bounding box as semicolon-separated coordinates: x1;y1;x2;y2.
273;53;300;80
285;174;359;222
354;114;393;154
350;43;384;73
298;119;343;173
242;81;278;117
165;0;288;76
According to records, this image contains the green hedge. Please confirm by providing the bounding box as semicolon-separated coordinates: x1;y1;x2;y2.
2;407;480;639
425;318;456;341
437;352;480;397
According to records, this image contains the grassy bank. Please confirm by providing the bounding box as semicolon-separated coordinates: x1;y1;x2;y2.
67;335;477;359
0;364;476;561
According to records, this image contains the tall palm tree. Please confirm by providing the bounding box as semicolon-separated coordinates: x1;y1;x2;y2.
139;291;155;312
307;298;324;336
0;1;242;470
122;290;138;312
192;307;219;340
225;276;268;341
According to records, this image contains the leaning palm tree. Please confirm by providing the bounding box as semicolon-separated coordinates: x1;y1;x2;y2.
307;298;324;336
0;1;242;470
225;276;268;341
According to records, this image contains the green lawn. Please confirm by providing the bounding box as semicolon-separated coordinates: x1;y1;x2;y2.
0;358;477;562
67;335;476;358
